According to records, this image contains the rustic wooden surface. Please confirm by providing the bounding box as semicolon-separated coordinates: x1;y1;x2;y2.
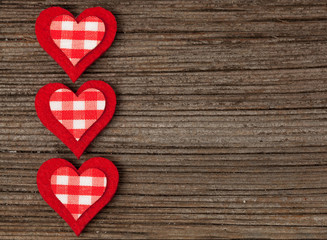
1;0;327;239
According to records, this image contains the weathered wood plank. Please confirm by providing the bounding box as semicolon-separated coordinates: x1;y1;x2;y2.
1;0;327;239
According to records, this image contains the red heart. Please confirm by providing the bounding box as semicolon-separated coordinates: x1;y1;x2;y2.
51;167;107;220
49;88;106;141
35;7;117;82
37;157;119;236
35;80;116;158
50;15;106;66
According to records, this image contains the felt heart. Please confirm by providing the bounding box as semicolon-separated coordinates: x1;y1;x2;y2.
51;167;107;220
35;80;116;158
36;7;117;82
49;88;106;141
37;157;119;236
50;15;106;66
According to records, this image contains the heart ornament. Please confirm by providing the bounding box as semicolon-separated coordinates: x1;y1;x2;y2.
37;157;119;236
51;167;107;220
36;7;117;82
35;80;116;158
49;88;106;141
50;15;105;66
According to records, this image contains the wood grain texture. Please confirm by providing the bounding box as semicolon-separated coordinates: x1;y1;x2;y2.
1;0;327;239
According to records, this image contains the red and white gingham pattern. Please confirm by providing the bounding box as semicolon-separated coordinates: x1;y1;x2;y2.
50;15;105;65
51;167;107;220
49;88;106;141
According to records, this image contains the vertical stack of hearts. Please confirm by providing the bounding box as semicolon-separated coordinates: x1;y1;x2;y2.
34;7;119;236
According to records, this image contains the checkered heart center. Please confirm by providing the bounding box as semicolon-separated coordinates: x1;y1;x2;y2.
51;167;107;220
49;88;106;141
50;15;105;66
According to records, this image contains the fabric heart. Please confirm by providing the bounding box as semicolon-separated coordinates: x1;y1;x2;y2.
49;88;106;141
50;15;105;66
36;7;117;82
51;167;107;220
35;80;116;158
37;157;119;236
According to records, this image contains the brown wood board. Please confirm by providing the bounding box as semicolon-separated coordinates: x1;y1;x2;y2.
1;0;327;239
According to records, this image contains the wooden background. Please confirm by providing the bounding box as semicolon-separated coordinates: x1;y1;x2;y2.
1;0;327;239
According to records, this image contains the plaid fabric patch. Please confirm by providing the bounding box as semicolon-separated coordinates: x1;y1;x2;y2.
49;88;106;141
50;15;105;65
51;167;107;220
